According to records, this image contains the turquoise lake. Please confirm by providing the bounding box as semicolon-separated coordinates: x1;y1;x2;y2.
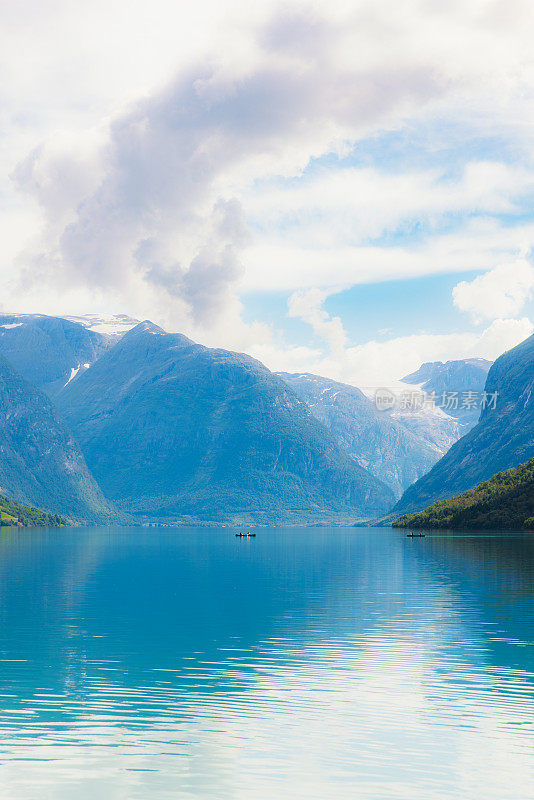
0;527;532;799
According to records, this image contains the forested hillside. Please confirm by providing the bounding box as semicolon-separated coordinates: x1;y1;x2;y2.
393;458;534;530
0;493;65;527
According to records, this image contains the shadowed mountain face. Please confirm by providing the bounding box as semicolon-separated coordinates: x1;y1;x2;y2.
0;354;116;523
56;323;394;523
0;315;111;396
278;372;443;499
394;336;534;515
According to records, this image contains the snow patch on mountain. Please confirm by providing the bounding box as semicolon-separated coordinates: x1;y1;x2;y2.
63;314;140;337
64;364;81;386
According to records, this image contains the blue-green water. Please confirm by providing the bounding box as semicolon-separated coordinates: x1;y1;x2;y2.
0;527;532;799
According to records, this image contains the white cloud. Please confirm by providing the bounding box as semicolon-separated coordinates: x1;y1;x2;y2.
245;161;534;246
4;1;534;315
2;0;534;377
452;258;534;322
288;288;347;355
8;4;451;331
475;315;534;357
241;221;534;292
251;308;533;387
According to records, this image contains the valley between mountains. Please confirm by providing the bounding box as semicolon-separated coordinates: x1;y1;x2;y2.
0;313;532;527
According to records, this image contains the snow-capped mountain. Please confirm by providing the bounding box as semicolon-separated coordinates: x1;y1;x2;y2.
62;313;140;337
279;358;493;499
0;313;112;396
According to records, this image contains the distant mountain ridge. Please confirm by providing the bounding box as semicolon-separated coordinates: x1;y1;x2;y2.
402;358;492;388
56;322;394;524
278;372;444;499
401;358;492;427
278;359;495;499
394;335;534;515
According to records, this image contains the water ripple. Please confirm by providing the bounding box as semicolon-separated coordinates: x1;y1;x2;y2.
0;528;532;799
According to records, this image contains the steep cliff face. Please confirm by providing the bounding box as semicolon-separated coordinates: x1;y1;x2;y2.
0;354;116;523
394;336;534;514
57;323;394;523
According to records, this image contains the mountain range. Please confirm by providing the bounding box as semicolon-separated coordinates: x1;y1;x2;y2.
0;310;530;527
394;334;534;515
55;322;394;523
278;372;443;499
278;357;494;499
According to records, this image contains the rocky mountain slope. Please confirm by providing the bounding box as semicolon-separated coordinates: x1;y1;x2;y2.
401;358;492;428
394;335;534;515
0;353;117;523
278;372;444;499
56;322;394;523
384;359;491;459
393;458;534;530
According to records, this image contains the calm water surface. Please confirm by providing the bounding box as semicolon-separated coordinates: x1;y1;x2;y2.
0;527;532;799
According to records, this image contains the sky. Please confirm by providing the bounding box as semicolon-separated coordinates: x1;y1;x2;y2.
2;0;534;385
